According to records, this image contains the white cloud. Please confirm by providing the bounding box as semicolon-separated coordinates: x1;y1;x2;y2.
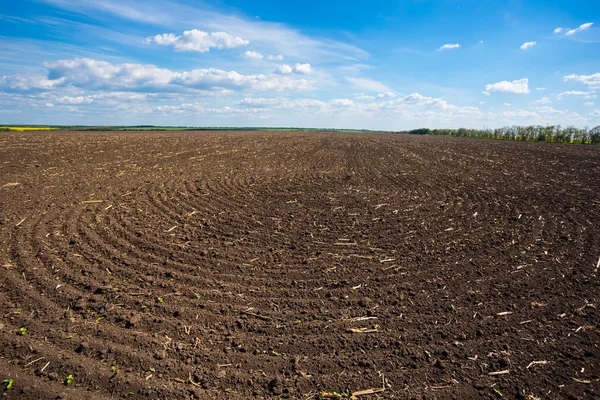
355;92;395;101
504;103;511;107
394;92;471;111
330;99;354;107
484;78;530;95
274;63;312;75
0;73;64;92
438;43;461;50
145;29;249;52
530;97;552;105
566;22;593;36
238;97;282;107
377;91;396;99
355;94;375;100
346;77;390;93
266;54;283;61
584;102;595;107
536;87;546;91
557;91;597;99
55;96;95;105
564;73;600;89
293;63;312;74
520;41;536;50
276;64;292;74
554;27;563;34
532;106;566;115
0;58;314;94
243;50;263;60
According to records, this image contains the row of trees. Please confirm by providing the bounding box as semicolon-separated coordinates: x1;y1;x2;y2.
402;125;600;144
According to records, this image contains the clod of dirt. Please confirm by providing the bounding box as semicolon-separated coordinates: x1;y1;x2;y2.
267;376;282;395
358;297;371;308
0;322;5;331
75;342;89;353
126;314;141;328
94;286;110;294
153;350;167;360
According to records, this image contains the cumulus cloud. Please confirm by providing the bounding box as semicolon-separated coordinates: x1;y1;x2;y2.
355;94;375;101
275;64;293;74
145;29;249;53
377;91;396;99
483;78;530;95
530;97;552;105
275;63;312;75
564;73;600;89
566;22;593;36
520;41;536;50
504;103;511;107
293;63;313;74
0;73;64;92
243;50;264;60
0;58;314;94
266;54;283;61
355;92;395;101
554;27;563;34
329;99;354;107
438;44;461;50
557;91;597;99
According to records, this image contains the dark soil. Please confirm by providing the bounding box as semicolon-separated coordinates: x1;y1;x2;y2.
0;131;599;399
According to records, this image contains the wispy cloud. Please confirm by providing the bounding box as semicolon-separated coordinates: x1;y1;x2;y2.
556;91;597;99
40;0;368;62
346;77;390;92
566;22;593;36
564;73;600;89
438;43;461;50
530;97;551;105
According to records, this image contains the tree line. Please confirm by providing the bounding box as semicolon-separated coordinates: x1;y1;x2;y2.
401;125;600;144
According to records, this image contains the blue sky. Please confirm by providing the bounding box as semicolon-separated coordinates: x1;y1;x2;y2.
1;0;599;129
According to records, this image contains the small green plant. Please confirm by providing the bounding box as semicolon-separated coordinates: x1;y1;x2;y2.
95;317;104;323
17;327;27;336
2;379;14;390
157;297;164;303
140;305;147;310
450;304;456;312
272;350;280;356
110;366;116;372
65;374;74;385
194;293;200;299
149;367;155;372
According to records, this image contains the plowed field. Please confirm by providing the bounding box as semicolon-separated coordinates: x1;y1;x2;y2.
0;131;599;399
